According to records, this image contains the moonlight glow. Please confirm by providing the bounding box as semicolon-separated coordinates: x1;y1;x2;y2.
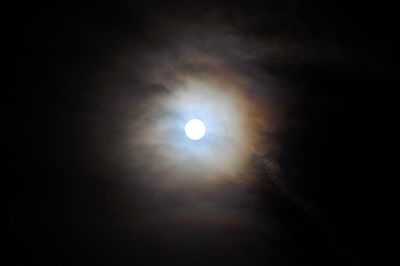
92;28;284;185
185;119;206;140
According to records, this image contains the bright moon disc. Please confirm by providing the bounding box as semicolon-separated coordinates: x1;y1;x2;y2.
185;119;206;140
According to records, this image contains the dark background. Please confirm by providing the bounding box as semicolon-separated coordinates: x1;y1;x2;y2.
13;1;397;265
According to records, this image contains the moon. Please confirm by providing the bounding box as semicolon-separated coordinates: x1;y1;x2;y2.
185;119;206;140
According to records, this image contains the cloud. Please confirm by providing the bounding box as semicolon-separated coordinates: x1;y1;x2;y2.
85;8;291;231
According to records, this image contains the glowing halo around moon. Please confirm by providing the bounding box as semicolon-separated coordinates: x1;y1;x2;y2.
92;39;284;183
185;119;206;140
121;77;276;179
86;20;287;236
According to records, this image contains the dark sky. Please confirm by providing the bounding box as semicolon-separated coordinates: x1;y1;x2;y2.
13;1;397;265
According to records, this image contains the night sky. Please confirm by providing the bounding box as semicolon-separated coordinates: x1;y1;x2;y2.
13;1;397;265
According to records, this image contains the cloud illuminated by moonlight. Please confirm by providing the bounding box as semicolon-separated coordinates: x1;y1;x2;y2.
87;20;288;227
131;74;270;182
